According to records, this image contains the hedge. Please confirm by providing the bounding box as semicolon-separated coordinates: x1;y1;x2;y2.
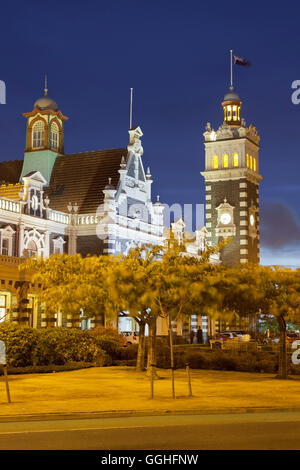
0;324;126;367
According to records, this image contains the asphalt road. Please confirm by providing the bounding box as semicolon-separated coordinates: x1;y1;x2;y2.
0;412;300;450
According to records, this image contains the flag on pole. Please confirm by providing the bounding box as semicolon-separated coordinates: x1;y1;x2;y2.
234;55;251;66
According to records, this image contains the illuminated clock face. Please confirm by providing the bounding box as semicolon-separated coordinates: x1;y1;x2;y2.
220;213;231;225
250;214;255;226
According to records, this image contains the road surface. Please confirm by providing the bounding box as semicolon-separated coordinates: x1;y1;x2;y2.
0;412;299;450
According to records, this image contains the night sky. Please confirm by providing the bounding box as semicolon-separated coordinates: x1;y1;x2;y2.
1;0;300;266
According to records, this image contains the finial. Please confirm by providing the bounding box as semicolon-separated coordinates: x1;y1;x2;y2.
224;197;227;203
120;156;126;169
44;74;48;96
108;177;112;185
146;167;151;178
157;195;160;202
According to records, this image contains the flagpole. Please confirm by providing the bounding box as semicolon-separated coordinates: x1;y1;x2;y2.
230;50;233;89
130;88;133;129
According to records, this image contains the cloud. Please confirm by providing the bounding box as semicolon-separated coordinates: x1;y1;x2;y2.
260;202;300;249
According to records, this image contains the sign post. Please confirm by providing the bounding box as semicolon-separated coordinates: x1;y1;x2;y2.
0;341;11;403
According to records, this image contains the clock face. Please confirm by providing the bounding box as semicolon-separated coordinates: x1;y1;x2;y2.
220;212;231;225
250;214;255;226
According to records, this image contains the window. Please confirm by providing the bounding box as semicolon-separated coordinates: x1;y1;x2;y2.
25;239;37;258
227;105;232;120
50;122;59;150
246;153;249;168
222;154;228;168
250;155;253;170
254;158;257;172
232;105;237;121
0;295;7;322
232;153;239;167
1;238;9;256
212;155;219;170
32;121;45;149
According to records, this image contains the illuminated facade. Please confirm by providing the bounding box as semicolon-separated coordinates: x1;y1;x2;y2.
0;87;165;328
201;86;263;265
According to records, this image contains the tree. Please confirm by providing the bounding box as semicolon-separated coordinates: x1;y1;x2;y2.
215;264;300;379
22;254;115;325
106;246;162;371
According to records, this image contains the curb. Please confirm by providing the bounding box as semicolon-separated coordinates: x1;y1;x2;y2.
0;407;300;422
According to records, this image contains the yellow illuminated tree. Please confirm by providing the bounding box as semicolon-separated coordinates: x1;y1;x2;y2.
22;254;116;324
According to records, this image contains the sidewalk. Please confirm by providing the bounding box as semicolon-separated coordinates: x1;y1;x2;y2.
0;367;300;421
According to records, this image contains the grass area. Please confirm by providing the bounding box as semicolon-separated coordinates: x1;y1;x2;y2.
0;366;300;417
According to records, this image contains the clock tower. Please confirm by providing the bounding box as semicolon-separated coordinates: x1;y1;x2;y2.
201;86;263;265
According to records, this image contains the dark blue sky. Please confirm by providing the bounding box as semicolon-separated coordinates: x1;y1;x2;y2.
1;0;300;266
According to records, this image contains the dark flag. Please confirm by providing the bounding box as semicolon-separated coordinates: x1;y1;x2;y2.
234;55;251;66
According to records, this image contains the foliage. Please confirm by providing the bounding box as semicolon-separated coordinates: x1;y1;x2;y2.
21;254;116;321
0;323;38;366
0;324;123;367
88;326;126;358
182;350;277;373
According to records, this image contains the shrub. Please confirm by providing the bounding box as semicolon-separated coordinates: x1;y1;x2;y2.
0;324;105;367
116;344;138;361
88;326;126;358
0;323;38;367
184;352;209;369
31;328;102;365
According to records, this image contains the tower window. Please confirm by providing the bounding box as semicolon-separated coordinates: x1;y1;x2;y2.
227;106;232;120
212;155;219;170
232;153;239;167
50;122;59;150
232;106;237;121
250;155;253;170
222;154;228;168
32;121;45;149
246;153;249;168
254;157;257;172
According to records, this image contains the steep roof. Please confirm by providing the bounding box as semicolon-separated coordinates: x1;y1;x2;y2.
46;148;128;214
0;160;23;184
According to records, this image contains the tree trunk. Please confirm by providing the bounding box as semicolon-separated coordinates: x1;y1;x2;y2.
277;315;288;379
136;321;146;371
147;318;158;378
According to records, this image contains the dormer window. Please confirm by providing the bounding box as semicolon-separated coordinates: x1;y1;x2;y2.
32;121;45;149
50;121;59;150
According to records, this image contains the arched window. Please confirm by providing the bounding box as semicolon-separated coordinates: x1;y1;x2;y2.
246;153;249;168
232;153;239;167
212;155;219;170
50;121;59;150
253;157;257;172
222;154;228;168
250;155;253;170
32;121;45;149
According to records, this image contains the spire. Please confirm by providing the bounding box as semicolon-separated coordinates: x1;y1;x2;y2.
44;74;48;96
222;50;242;126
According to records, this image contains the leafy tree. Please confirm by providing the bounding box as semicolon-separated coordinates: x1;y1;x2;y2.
22;254;115;324
215;264;300;379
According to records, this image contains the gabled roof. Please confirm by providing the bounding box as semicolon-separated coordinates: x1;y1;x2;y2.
22;171;47;185
46;148;128;214
0;160;23;184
